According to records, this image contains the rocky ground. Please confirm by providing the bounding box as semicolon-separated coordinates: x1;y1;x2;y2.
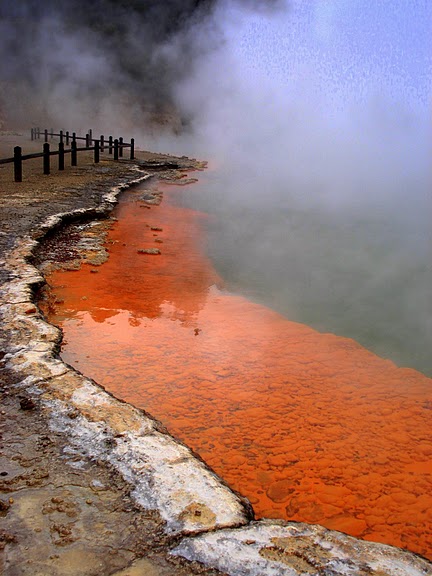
1;130;431;576
0;130;225;576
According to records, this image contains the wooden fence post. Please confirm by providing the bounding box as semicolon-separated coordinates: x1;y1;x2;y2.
31;128;34;141
119;137;123;158
14;146;22;182
58;142;65;170
60;130;63;144
89;129;92;143
86;133;90;147
100;135;104;152
37;128;41;139
130;138;135;160
114;139;119;160
66;131;69;145
94;140;99;163
43;143;50;175
71;140;77;166
108;136;113;155
44;129;48;143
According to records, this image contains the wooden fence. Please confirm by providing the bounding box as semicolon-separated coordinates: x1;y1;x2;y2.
0;128;135;182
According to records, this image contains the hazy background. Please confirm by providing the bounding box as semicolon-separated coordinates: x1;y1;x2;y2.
0;0;283;131
1;0;430;374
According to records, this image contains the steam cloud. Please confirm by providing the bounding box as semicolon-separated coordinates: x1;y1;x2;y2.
151;2;431;375
0;0;284;132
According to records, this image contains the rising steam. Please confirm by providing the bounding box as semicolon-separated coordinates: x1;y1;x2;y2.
0;0;284;132
151;1;432;374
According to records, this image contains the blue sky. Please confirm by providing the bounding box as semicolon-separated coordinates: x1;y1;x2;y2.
226;0;431;116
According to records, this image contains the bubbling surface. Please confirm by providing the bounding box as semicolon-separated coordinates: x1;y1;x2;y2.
42;181;432;559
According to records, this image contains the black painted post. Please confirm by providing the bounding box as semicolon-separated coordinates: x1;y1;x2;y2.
108;136;113;155
114;139;119;160
119;137;123;158
14;146;22;182
43;143;50;175
94;140;99;163
31;128;34;141
71;140;77;166
89;129;92;143
66;131;70;145
72;132;76;143
58;142;65;170
86;133;90;147
37;128;40;139
130;138;135;160
59;130;63;144
100;135;104;152
44;129;48;142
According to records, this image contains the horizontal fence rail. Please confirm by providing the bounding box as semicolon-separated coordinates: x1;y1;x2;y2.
0;128;135;182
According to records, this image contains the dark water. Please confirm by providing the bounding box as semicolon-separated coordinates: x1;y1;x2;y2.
177;169;432;376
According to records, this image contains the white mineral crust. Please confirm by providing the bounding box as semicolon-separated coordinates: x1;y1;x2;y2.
172;520;432;576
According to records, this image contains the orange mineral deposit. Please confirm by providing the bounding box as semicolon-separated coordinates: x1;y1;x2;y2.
41;178;432;560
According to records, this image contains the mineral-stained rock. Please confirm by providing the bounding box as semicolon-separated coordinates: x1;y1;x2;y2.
140;192;162;205
172;519;432;576
137;248;161;255
19;397;35;411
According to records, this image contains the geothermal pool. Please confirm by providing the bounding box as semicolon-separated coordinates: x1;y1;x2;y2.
41;177;432;560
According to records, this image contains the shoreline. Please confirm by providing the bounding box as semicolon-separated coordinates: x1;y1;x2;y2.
0;131;430;575
40;179;432;556
1;133;232;575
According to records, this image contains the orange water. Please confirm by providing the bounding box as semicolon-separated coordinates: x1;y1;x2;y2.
42;180;432;559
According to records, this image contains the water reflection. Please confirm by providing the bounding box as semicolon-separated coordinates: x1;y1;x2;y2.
43;180;432;560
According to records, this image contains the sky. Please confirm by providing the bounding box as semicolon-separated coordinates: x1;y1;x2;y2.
241;1;431;109
171;0;431;145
